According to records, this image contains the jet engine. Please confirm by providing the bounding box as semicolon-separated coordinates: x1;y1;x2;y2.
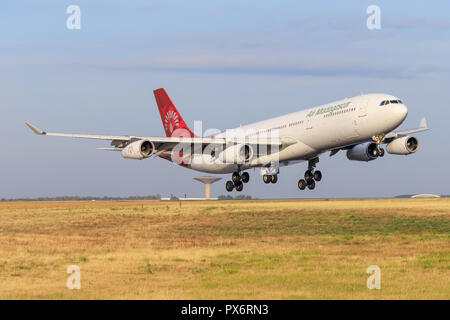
218;144;254;164
386;136;419;155
346;142;379;162
121;140;155;160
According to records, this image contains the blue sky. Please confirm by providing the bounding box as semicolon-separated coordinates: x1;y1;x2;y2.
1;1;449;199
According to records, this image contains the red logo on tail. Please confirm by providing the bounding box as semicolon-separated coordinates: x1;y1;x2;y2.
164;109;180;134
154;88;195;138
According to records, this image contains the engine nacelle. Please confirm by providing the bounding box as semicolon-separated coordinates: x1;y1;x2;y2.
386;136;419;155
121;140;155;160
218;144;254;164
346;142;379;162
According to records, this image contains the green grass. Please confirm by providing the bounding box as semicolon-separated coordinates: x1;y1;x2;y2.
172;210;449;237
0;199;448;299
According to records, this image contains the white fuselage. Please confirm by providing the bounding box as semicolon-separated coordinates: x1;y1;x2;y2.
187;93;408;173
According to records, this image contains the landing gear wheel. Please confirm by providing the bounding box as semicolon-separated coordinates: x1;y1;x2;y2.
307;180;316;190
298;179;307;190
241;172;250;183
304;170;314;182
263;175;271;184
232;172;240;184
313;170;322;182
235;181;244;192
379;148;385;157
225;181;234;192
271;175;278;184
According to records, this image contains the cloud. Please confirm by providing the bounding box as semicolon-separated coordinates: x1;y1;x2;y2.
239;38;280;48
80;55;428;79
385;17;450;30
287;15;450;35
136;2;172;12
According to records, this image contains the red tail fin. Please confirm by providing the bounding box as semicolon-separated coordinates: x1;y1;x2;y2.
153;88;195;138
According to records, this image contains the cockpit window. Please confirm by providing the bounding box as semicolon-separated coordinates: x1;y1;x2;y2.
380;99;404;106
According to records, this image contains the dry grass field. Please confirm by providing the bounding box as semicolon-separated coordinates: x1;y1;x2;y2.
0;199;449;299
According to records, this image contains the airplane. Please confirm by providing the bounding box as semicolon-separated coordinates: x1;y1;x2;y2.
26;88;429;192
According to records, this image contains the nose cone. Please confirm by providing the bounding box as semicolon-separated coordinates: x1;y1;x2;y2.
395;103;408;122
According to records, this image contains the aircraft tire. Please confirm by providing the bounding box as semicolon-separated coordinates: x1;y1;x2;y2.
271;175;278;184
241;172;250;183
307;180;316;190
304;170;314;182
298;179;307;190
314;170;322;182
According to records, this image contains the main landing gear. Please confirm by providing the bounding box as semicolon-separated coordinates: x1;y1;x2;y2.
226;171;250;192
263;174;278;184
298;158;322;191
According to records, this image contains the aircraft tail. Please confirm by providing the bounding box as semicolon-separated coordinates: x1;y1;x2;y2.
153;88;195;137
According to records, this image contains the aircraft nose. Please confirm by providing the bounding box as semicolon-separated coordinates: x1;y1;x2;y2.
396;103;408;121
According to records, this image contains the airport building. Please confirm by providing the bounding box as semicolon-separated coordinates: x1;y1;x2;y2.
411;194;440;199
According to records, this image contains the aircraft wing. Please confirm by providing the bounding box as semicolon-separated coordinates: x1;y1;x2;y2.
384;117;429;141
25;122;287;150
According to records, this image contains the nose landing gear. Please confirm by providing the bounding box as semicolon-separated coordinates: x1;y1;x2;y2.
372;135;386;157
